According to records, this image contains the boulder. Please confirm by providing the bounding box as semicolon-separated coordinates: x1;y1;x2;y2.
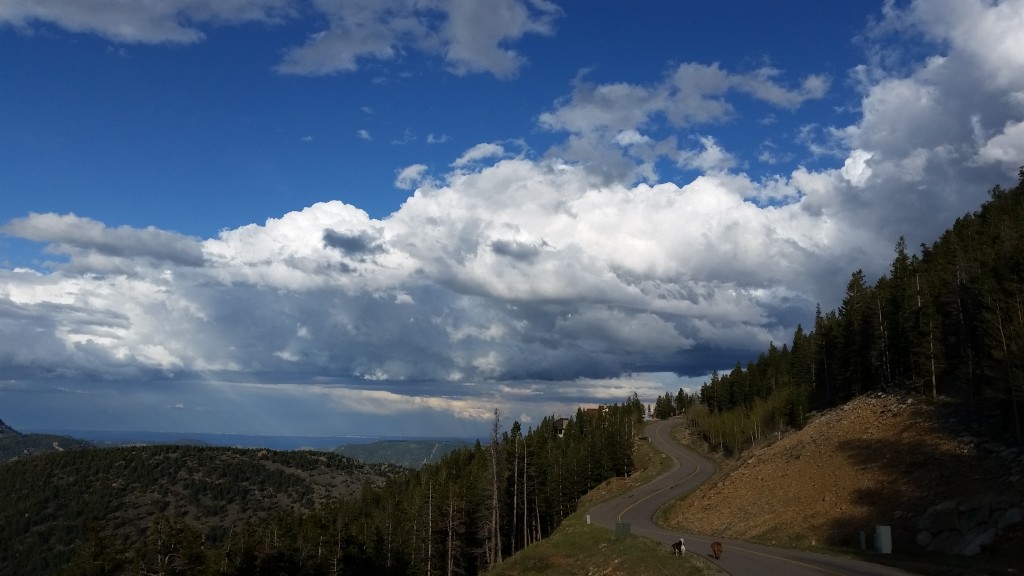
955;526;995;556
958;501;991;532
926;530;961;554
996;507;1021;530
915;490;1023;556
917;498;959;533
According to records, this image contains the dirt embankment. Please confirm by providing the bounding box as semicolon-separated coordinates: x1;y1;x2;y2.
659;393;1024;561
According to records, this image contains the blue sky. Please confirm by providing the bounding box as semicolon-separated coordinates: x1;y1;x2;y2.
2;0;1023;438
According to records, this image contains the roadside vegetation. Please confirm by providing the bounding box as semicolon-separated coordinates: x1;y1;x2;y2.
484;512;719;576
488;426;721;576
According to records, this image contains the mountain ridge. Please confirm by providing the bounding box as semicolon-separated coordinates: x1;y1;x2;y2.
0;419;92;461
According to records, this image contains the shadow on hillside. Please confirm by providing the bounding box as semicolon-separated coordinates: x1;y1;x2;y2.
819;432;1002;553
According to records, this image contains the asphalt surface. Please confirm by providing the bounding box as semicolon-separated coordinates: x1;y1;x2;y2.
587;417;917;575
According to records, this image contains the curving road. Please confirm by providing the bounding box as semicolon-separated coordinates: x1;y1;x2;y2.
588;417;917;575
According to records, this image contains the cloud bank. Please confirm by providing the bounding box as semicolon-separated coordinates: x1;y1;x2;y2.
3;0;1024;435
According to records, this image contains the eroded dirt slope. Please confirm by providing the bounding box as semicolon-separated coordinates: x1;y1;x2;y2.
660;393;1023;560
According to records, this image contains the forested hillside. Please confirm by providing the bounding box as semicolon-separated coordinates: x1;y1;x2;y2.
0;444;405;576
2;401;643;575
0;418;92;461
664;168;1024;455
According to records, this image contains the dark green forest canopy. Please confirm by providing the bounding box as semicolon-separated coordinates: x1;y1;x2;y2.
0;444;404;576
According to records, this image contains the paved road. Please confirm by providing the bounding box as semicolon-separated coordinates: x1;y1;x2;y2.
588;417;916;575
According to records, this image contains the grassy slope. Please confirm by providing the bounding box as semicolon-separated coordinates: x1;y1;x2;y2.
486;435;724;576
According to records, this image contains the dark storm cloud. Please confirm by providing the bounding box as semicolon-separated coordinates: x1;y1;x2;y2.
322;229;386;257
490;238;544;261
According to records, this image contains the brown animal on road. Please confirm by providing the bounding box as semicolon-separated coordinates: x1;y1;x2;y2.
711;541;723;559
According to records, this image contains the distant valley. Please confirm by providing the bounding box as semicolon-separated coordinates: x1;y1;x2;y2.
333;437;476;468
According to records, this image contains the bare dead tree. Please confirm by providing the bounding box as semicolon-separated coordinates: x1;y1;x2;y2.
487;409;503;567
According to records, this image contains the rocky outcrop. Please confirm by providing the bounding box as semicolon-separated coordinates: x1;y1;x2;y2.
916;488;1023;556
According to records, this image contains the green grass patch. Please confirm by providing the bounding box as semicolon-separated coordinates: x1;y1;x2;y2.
486;512;721;576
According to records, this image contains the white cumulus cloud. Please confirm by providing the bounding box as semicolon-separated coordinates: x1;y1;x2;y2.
452;143;507;167
395;164;430;190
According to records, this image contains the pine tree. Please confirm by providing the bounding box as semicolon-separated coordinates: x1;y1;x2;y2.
838;270;876;398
